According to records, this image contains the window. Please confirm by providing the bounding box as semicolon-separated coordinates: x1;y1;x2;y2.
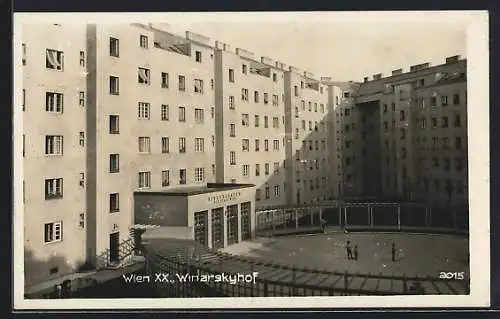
242;139;250;152
383;121;388;132
178;107;186;122
79;51;85;67
274;185;280;197
45;135;64;155
343;92;350;98
400;128;406;140
178;75;186;91
242;165;249;177
265;163;270;175
273;140;280;150
264;140;269;151
194;79;204;94
453;93;460;105
229;69;235;82
255;164;260;176
161;104;169;121
162;137;170;153
229;124;236;137
229;96;235;109
109;115;119;134
138;171;151;188
46;49;64;70
45;92;63;113
137;102;150;119
138;137;151;153
272;94;278;106
401;147;407;159
242;114;249;126
140;35;148;48
44;222;62;243
454;114;461;127
274;162;279;173
455;137;463;149
254;91;259;103
443;137;450;149
320;103;325;113
273;73;277;82
110;154;119;173
242;64;247;74
431;117;437;128
314;103;318;112
442;116;449;128
432;136;439;149
195;51;202;63
254;115;260;127
45;178;63;199
400;110;405;121
308;102;312;112
230;151;236;165
22;89;25;111
420;118;427;129
441;95;448;106
264;116;269;128
195;138;204;152
194;108;204;124
79;132;85;146
211;107;215;119
265;186;270;199
295;128;299;139
273;117;279;129
241;88;248;101
109;37;119;57
22;43;26;65
455;158;463;171
179;169;187;184
161;72;169;88
211;79;214;90
79;91;85;107
109;76;119;95
179;137;186;153
264;93;269;105
431;96;437;107
162;170;170;187
195;168;205;182
294;86;299;96
138;68;150;85
109;193;119;212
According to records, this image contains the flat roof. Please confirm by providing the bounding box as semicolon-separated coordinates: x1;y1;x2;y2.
134;183;255;197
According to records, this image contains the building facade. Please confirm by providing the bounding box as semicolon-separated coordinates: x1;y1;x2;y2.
20;23;468;287
353;56;468;204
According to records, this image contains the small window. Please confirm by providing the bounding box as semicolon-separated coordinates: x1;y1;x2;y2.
79;91;85;107
109;115;119;134
109;193;119;212
79;132;85;147
109;37;119;57
195;51;202;62
46;49;64;71
109;154;120;173
161;104;169;121
109;76;119;95
178;75;186;91
79;51;85;67
138;68;150;85
229;69;235;83
140;35;148;49
161;72;169;88
45;178;63;199
44;222;63;243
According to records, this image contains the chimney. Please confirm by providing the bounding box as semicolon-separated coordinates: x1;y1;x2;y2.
373;73;382;80
445;55;461;64
392;68;403;76
363;77;368;83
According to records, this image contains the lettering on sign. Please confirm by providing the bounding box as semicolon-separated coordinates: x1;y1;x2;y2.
208;191;242;204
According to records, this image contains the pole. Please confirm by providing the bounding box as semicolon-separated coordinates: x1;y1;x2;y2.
295;208;298;229
367;205;371;227
397;205;401;231
338;206;342;227
370;205;374;228
344;207;348;229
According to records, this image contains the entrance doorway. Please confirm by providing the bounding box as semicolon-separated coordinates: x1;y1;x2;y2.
226;204;239;246
109;232;120;264
211;207;224;249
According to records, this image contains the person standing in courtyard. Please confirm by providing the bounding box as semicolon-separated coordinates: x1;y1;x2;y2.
346;240;353;260
320;218;327;233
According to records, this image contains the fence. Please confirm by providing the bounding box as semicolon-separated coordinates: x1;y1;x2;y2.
255;203;469;236
143;244;469;297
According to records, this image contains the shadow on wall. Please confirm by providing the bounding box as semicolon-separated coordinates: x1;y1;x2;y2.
24;248;87;289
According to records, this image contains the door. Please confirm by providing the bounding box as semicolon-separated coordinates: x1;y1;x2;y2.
240;202;251;241
194;211;208;246
211;208;224;249
226;204;239;245
109;232;120;264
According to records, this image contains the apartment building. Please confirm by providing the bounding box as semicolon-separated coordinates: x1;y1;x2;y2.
353;56;468;205
22;23;217;286
214;44;287;209
284;69;331;206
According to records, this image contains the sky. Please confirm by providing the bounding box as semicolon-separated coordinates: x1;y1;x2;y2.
165;20;466;82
